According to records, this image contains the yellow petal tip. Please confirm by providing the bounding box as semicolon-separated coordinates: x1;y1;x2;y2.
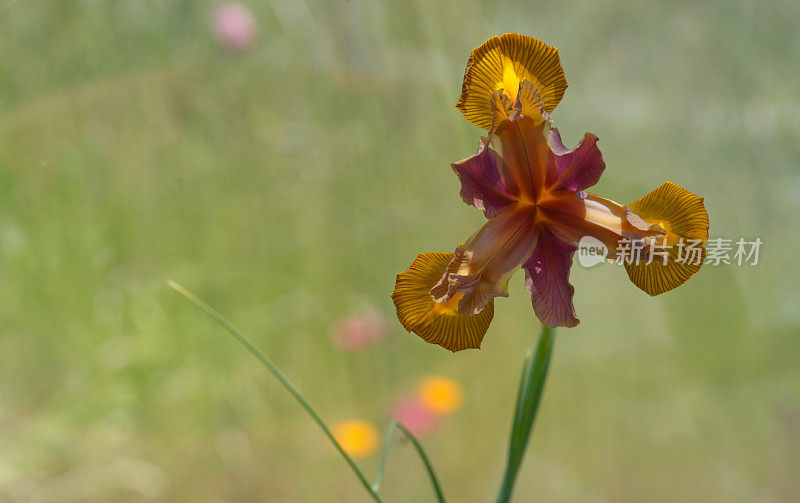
624;182;710;295
392;252;494;352
456;33;567;130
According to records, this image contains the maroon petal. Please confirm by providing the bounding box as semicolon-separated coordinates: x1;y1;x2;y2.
452;138;514;219
548;128;605;193
522;227;579;328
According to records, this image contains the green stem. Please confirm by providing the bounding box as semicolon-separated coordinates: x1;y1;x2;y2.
373;420;446;503
168;280;384;503
496;326;555;503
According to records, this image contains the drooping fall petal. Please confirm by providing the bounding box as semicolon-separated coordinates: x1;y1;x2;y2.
548;128;606;192
451;138;513;219
392;252;494;352
522;228;579;328
430;203;539;316
624;182;710;295
456;33;568;131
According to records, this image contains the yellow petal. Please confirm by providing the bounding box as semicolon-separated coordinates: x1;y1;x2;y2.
392;252;494;352
456;33;568;130
624;182;710;295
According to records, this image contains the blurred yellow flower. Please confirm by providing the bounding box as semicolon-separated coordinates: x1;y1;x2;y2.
331;420;379;458
418;376;463;415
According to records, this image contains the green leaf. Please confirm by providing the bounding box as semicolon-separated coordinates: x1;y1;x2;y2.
169;280;448;503
167;280;385;503
373;420;446;503
496;325;556;503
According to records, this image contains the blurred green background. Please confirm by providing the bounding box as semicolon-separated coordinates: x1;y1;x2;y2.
1;0;798;501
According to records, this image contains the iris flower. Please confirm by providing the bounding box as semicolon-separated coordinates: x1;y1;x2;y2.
391;34;709;352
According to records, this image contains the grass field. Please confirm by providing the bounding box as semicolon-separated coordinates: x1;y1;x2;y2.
1;0;799;501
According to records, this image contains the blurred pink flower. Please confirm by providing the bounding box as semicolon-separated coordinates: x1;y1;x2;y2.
393;397;438;436
331;311;387;352
211;3;257;52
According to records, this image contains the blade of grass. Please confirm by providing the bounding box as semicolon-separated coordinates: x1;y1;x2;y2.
372;420;446;503
168;280;384;503
496;326;555;503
